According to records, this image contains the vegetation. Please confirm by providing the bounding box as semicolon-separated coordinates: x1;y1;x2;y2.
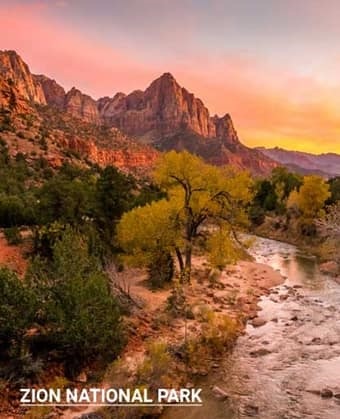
0;228;124;383
0;121;338;398
287;175;330;219
118;151;253;282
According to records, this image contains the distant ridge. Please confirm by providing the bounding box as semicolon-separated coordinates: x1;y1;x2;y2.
256;147;340;178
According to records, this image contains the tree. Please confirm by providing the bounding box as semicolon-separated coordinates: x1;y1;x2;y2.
271;167;302;201
117;151;253;282
287;175;330;219
27;228;124;376
0;268;35;357
253;179;277;211
95;166;134;247
0;268;40;384
96;166;134;224
327;176;340;204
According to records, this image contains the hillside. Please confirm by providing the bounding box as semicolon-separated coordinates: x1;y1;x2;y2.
0;50;277;175
257;146;340;178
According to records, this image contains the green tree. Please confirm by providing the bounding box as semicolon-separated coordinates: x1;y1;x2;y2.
27;228;124;376
327;176;340;204
0;268;35;357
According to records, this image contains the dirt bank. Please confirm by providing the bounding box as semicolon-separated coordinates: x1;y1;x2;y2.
58;257;284;419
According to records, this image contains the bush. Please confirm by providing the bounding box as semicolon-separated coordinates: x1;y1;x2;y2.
248;204;265;226
147;251;174;288
0;268;37;384
200;312;239;353
4;227;22;245
137;341;172;390
298;218;317;236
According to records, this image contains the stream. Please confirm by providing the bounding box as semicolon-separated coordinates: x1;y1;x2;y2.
162;236;340;419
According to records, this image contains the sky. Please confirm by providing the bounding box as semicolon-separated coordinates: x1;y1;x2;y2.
1;0;340;154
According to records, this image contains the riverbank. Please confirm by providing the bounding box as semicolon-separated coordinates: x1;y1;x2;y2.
57;255;285;419
253;216;340;278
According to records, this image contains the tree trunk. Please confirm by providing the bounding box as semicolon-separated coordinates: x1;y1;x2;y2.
184;243;192;282
175;247;184;275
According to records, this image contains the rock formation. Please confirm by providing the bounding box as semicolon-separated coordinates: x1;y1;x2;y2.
0;50;46;104
33;74;66;108
0;49;278;175
95;72;276;174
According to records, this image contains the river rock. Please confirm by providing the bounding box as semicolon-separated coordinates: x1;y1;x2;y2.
212;385;229;400
311;337;322;344
320;261;339;276
243;404;259;416
76;371;87;383
250;348;271;357
251;317;267;327
320;388;333;398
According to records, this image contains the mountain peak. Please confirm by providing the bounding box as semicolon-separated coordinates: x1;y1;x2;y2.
0;49;46;104
159;72;176;81
0;50;278;175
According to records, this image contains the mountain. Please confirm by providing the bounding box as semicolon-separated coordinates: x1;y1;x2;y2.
0;50;46;104
0;51;158;174
257;147;340;178
0;50;277;175
95;72;277;173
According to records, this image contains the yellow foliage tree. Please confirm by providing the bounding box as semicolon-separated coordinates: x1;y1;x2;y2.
117;151;253;282
287;175;330;219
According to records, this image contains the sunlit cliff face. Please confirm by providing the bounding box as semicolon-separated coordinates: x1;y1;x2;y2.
1;0;340;154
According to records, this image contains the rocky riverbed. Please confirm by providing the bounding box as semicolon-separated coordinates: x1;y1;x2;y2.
163;237;340;419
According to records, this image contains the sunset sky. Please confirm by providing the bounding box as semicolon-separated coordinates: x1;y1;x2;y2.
1;0;340;153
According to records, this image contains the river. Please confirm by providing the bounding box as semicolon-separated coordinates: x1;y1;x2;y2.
162;236;340;419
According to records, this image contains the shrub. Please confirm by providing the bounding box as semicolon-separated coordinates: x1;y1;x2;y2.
200;310;239;353
136;341;172;390
147;251;174;288
0;268;37;384
4;227;22;245
298;218;317;236
248;204;265;225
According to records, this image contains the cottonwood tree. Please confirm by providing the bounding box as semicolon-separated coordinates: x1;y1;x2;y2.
117;151;253;282
288;175;330;219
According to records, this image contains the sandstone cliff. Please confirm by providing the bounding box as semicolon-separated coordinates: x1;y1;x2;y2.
0;49;278;175
96;72;276;174
98;72;237;143
0;50;46;104
34;74;66;108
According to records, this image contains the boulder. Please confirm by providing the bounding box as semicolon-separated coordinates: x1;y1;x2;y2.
320;261;339;277
251;317;267;327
